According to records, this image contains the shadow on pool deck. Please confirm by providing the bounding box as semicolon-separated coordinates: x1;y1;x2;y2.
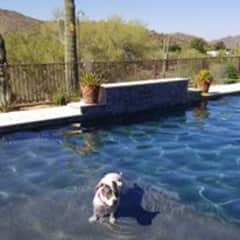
116;183;159;225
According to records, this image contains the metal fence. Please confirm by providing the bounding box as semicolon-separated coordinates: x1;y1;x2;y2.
8;63;66;104
6;57;240;105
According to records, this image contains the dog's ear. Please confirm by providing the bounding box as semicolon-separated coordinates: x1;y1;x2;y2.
112;181;119;197
117;181;122;188
96;183;104;191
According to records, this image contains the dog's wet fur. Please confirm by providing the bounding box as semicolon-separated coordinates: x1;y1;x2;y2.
89;173;123;224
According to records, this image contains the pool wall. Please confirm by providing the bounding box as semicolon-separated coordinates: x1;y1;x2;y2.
81;78;201;120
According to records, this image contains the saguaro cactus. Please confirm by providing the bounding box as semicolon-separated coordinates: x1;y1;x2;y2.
64;0;79;95
0;34;9;108
162;36;170;78
0;35;6;64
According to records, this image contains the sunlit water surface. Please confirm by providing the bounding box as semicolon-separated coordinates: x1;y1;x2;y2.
0;96;240;239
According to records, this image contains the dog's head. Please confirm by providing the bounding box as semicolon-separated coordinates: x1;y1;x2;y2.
96;180;121;207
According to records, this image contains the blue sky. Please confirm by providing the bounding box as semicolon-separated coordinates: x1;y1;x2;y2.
1;0;239;40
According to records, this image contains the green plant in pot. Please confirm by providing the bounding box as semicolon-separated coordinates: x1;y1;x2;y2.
195;69;213;93
80;72;100;104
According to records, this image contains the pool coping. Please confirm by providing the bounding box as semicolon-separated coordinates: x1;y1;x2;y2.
0;106;83;134
101;78;188;88
0;82;240;135
202;83;240;100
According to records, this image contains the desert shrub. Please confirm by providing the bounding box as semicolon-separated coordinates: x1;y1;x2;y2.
222;65;239;79
5;23;64;63
223;78;240;84
209;64;240;84
177;48;205;59
213;41;226;50
189;38;208;54
169;44;181;52
52;94;67;105
78;16;162;61
3;17;167;63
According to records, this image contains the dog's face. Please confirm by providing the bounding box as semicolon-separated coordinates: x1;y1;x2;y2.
97;180;120;207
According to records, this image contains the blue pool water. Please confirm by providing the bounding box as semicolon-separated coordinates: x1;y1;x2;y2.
0;96;240;239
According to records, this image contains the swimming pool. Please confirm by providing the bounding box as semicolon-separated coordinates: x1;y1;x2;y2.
0;96;240;239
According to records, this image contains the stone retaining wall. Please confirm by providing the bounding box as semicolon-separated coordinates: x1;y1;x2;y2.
81;78;193;119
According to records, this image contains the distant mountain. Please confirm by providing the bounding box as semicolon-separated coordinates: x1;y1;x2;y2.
169;32;200;47
0;9;42;34
212;36;240;49
149;31;198;48
2;8;239;51
0;9;203;49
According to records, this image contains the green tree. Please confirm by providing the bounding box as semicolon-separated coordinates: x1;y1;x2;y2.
190;37;207;54
169;44;181;52
214;41;226;50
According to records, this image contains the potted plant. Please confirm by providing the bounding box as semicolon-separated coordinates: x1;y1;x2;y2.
195;69;213;93
80;72;100;104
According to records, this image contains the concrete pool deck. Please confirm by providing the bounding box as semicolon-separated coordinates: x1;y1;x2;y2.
0;106;83;134
0;82;240;134
203;82;240;99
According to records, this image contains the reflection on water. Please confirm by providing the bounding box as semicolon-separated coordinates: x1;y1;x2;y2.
77;133;102;155
193;101;209;120
64;129;102;156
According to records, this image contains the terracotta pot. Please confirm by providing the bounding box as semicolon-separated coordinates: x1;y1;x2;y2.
197;80;211;93
80;85;100;104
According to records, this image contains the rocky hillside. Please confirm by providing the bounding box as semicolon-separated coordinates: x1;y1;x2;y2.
1;8;239;50
212;36;240;49
0;9;42;34
150;31;197;48
0;8;198;48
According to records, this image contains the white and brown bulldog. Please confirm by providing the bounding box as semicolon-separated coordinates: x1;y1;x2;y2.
89;172;123;224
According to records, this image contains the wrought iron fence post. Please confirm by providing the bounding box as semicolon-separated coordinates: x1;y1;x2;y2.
162;55;169;78
201;58;208;69
238;57;240;72
154;60;159;78
0;34;10;108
